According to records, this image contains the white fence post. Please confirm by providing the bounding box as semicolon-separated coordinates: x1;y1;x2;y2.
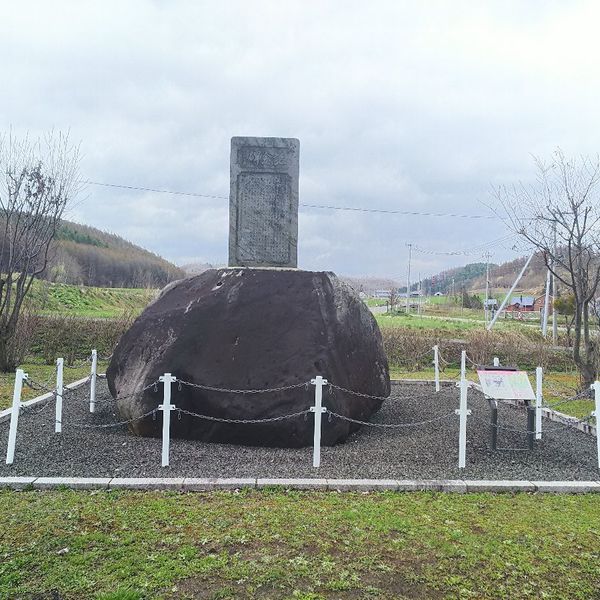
159;373;177;467
55;358;64;433
592;381;600;469
5;369;27;465
535;366;543;440
89;349;98;413
493;357;500;367
433;345;440;393
310;375;328;468
455;350;471;469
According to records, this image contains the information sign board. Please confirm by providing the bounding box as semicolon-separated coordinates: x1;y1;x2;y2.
477;369;535;400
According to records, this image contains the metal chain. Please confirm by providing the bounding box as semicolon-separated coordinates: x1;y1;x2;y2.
53;408;158;429
537;414;595;435
470;411;595;436
24;377;56;394
541;388;592;410
111;380;162;403
20;399;55;416
544;379;582;399
177;379;310;394
328;383;390;401
469;414;534;434
328;410;456;428
465;354;481;369
176;407;311;424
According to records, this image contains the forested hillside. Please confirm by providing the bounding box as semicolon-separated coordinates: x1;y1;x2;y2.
422;252;550;296
41;221;184;288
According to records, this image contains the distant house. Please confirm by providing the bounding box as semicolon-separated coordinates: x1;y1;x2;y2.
373;290;391;299
434;292;444;296
507;295;535;312
533;296;547;312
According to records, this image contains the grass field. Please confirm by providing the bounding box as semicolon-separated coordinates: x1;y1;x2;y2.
27;281;156;318
0;489;598;599
375;313;547;336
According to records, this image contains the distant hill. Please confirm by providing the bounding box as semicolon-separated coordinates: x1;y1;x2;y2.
42;221;185;288
422;252;550;297
340;276;401;295
180;262;224;276
418;263;489;295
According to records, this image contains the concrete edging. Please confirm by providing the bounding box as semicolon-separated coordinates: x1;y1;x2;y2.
0;477;599;493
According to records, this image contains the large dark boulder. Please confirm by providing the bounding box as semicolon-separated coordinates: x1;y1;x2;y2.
107;268;390;447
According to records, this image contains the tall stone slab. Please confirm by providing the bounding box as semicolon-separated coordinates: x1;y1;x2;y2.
229;136;299;268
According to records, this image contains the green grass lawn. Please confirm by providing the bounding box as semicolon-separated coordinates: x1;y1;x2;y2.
0;489;598;599
0;359;110;411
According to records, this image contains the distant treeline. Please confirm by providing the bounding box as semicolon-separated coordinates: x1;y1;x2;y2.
37;221;184;288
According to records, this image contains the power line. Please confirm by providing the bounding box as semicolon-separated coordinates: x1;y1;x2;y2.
85;181;229;201
85;180;498;220
412;234;516;256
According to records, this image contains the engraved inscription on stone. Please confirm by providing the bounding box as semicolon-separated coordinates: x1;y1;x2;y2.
237;173;291;264
229;137;299;268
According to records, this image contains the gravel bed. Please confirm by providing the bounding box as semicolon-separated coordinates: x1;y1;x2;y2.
0;380;598;480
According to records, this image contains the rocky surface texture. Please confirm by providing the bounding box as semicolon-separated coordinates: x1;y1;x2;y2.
107;268;390;447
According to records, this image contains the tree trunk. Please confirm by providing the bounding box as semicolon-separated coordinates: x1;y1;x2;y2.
0;328;15;373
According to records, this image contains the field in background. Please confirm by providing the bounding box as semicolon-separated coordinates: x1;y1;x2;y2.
26;280;156;318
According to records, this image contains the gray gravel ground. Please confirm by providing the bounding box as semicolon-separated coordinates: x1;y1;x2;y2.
0;380;598;480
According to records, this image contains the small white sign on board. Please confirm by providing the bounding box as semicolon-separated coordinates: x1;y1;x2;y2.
477;369;535;400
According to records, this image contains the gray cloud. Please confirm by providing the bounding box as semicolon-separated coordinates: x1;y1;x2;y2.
2;0;599;280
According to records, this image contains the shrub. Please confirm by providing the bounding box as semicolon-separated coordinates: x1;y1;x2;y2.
381;326;574;372
28;313;134;364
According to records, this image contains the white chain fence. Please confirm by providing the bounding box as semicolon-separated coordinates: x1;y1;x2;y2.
3;348;600;471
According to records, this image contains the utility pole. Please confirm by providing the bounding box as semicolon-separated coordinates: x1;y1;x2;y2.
484;252;491;326
406;243;412;314
552;222;558;344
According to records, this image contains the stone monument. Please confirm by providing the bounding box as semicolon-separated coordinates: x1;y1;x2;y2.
106;136;390;448
229;137;299;268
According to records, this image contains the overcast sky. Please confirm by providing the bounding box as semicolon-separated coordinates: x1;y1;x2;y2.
2;1;600;280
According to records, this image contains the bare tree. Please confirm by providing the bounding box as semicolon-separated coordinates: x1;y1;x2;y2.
0;131;81;370
495;150;600;388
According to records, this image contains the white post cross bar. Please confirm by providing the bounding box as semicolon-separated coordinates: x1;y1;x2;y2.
89;349;98;413
592;382;600;469
55;358;64;433
159;373;177;467
535;367;543;440
455;350;471;469
433;345;440;393
5;369;27;465
310;375;328;468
